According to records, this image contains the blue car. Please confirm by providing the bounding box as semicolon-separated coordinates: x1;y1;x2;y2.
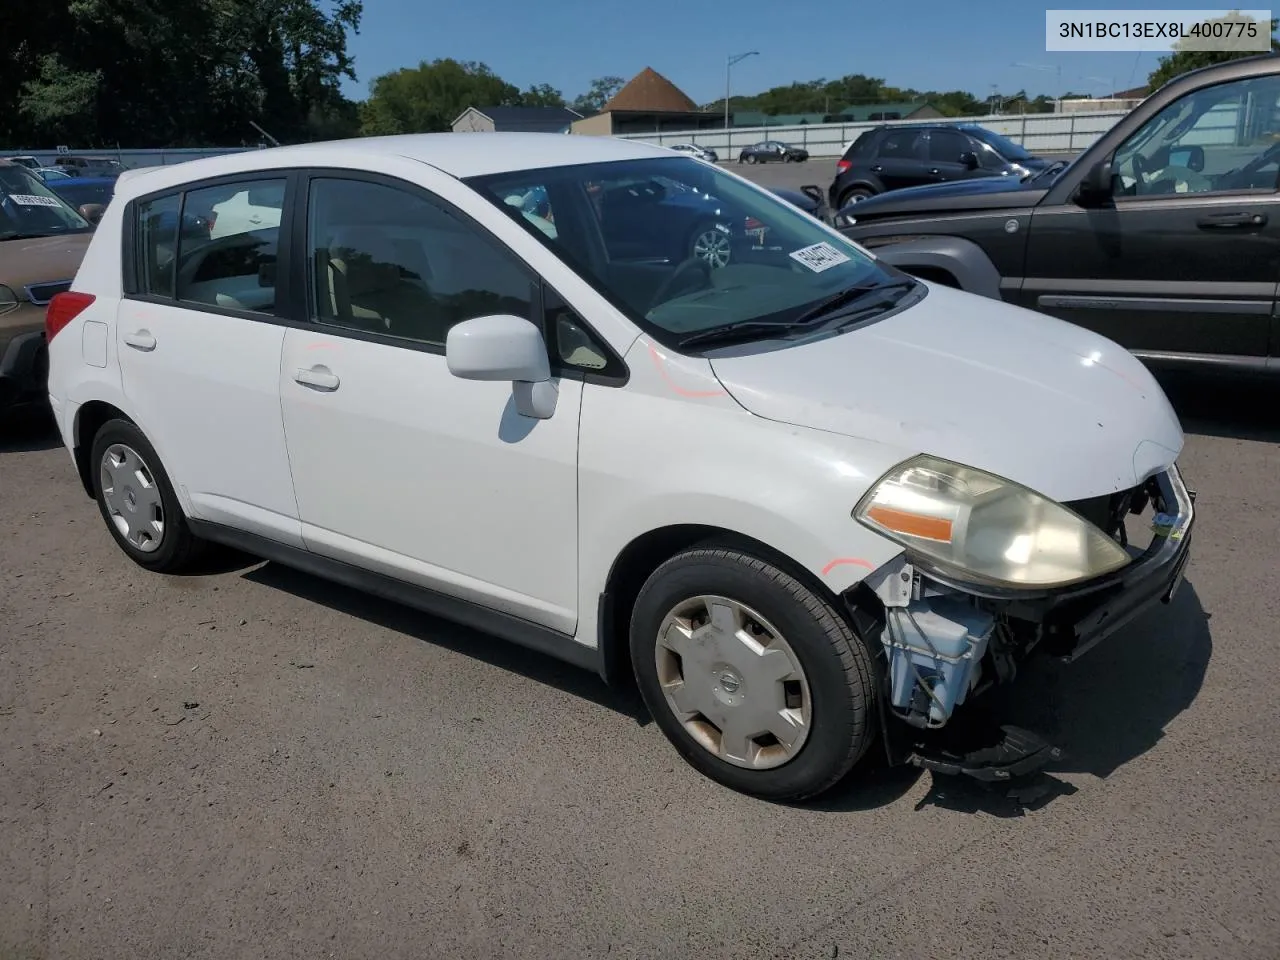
48;176;212;238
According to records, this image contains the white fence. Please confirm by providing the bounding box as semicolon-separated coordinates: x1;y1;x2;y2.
617;110;1136;158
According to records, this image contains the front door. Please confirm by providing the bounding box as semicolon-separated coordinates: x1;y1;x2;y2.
277;173;582;634
117;175;303;547
923;128;987;185
1019;72;1280;364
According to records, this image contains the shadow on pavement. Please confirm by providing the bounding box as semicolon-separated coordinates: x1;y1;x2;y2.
242;561;650;723
0;404;61;453
1158;373;1280;443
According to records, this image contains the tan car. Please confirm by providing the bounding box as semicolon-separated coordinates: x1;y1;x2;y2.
1;159;101;414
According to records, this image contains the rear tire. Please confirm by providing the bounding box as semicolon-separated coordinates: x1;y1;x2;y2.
745;154;757;165
629;546;877;801
839;187;875;207
90;419;209;573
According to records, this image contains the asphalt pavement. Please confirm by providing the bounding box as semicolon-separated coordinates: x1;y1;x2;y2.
2;226;1279;957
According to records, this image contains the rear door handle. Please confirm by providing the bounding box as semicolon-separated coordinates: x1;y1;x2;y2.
293;366;340;391
928;168;940;175
124;330;156;351
870;165;882;172
1197;211;1267;228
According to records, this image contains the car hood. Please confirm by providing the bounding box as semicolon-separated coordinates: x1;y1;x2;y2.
1;233;92;294
707;282;1184;502
843;174;1051;218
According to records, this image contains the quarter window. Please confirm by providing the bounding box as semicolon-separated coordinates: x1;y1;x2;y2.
174;178;285;314
307;177;534;347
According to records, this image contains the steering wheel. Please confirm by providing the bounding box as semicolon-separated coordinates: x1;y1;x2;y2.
649;257;712;309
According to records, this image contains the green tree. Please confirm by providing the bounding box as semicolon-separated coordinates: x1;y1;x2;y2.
521;83;566;108
3;0;362;148
570;76;624;114
1147;12;1279;90
360;58;522;134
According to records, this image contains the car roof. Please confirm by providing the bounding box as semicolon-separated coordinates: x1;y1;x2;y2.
112;133;675;200
51;176;118;186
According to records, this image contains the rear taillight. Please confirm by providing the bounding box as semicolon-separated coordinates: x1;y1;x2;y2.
836;159;851;173
45;291;96;343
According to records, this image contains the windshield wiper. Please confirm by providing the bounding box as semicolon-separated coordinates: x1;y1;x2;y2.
1022;160;1068;184
677;279;916;350
677;320;812;349
789;278;916;325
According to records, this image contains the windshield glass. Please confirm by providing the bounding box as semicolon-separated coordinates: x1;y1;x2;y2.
0;165;91;239
465;156;912;349
974;128;1032;161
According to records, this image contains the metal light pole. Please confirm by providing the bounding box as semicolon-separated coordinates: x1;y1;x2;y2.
725;51;759;132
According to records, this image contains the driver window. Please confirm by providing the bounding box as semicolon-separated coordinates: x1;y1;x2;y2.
1113;75;1280;198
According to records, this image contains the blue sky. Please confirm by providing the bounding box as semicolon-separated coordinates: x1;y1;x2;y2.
339;2;1259;104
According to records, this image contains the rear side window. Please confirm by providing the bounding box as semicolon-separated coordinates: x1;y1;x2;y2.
137;195;180;297
877;131;923;159
176;179;285;314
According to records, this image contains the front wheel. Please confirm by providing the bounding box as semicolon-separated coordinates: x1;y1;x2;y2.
689;222;733;269
745;154;757;164
629;546;877;801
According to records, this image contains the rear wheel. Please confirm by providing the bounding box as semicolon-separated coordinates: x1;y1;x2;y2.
629;546;877;801
90;419;209;573
839;187;875;207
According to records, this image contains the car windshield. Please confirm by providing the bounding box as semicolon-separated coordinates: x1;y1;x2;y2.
466;156;912;349
974;128;1032;161
0;165;92;238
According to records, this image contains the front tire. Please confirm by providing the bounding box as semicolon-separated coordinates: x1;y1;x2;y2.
745;154;757;164
630;546;877;801
90;419;208;573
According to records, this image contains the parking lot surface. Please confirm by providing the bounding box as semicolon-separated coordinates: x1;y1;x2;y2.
3;228;1279;958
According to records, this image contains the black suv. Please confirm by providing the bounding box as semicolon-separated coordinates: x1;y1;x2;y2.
828;123;1050;209
839;54;1280;377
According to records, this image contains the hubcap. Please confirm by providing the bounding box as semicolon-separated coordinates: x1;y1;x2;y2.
654;595;812;770
100;443;165;553
692;230;732;269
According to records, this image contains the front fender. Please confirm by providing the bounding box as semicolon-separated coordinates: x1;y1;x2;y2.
863;235;1004;301
573;338;912;648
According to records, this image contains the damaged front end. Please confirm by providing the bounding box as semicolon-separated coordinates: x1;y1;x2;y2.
843;459;1196;782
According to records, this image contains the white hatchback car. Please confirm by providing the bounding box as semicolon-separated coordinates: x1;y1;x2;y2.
44;133;1194;801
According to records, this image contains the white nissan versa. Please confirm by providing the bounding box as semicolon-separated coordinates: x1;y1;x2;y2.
44;133;1195;801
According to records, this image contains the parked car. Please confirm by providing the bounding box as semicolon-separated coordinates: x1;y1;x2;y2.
46;176;118;223
737;140;810;164
0;160;96;414
6;155;43;170
35;167;73;182
828;123;1051;209
46;134;1193;801
667;142;719;163
54;156;125;179
838;54;1280;377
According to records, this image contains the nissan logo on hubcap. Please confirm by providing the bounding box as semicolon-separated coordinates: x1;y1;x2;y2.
719;672;740;694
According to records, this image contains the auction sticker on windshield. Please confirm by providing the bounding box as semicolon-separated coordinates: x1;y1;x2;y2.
790;242;851;273
9;194;62;207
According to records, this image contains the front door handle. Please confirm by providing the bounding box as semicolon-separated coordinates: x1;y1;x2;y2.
870;165;883;172
293;366;340;391
124;330;156;351
1197;211;1267;229
928;168;940;175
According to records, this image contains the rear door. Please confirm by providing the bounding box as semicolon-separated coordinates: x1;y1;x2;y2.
117;173;303;546
868;129;929;190
1020;72;1280;366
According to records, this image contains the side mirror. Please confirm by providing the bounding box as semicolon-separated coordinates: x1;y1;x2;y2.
960;152;980;170
79;203;105;224
1077;159;1115;205
446;314;558;420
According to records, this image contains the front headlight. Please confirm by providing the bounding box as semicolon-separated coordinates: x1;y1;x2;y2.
854;454;1132;589
0;284;19;316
